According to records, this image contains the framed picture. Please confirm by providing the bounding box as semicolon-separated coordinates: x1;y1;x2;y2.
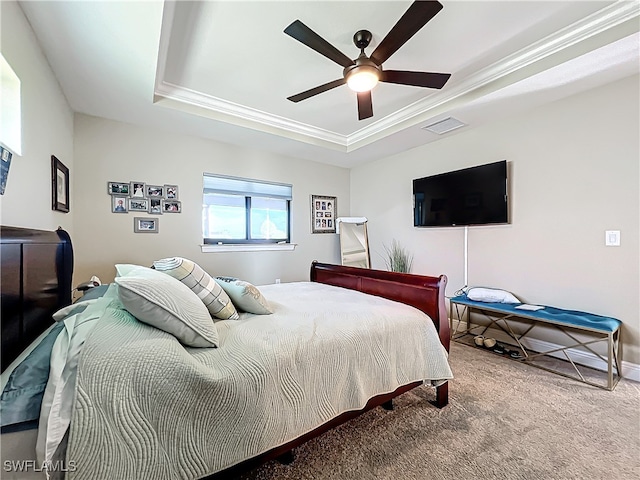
134;217;159;233
130;181;146;198
311;195;336;234
146;185;164;198
1;145;13;195
128;198;150;212
164;184;179;200
108;181;130;195
162;200;181;213
51;155;70;213
112;195;128;213
149;197;163;214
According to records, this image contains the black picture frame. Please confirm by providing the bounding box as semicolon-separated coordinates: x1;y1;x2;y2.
311;194;337;234
51;155;69;213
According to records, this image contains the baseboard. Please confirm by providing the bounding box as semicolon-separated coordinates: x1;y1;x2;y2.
620;361;639;383
450;319;640;383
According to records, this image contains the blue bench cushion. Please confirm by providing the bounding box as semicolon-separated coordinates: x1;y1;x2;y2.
450;295;621;333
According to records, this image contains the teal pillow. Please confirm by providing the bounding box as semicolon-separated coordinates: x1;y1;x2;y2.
215;277;272;315
0;323;64;429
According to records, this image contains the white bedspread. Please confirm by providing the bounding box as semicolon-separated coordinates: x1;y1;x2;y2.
65;282;453;479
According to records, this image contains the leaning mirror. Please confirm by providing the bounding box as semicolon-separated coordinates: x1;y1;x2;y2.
337;217;370;269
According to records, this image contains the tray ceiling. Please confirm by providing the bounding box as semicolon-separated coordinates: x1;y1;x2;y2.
19;1;640;167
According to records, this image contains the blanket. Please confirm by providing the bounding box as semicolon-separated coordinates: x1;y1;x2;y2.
65;282;453;479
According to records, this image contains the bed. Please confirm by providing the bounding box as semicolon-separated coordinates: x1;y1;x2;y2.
1;226;452;479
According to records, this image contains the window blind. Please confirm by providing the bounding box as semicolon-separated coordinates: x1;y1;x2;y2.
203;174;292;200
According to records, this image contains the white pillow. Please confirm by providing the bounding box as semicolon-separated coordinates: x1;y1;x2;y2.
466;287;520;304
215;277;273;315
152;257;239;320
114;264;218;347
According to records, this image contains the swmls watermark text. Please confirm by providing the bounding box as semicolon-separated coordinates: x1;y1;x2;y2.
3;460;77;473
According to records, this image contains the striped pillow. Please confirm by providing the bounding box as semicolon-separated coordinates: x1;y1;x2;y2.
153;257;239;320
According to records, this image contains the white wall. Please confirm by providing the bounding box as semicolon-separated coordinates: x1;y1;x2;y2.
73;114;350;286
0;1;74;233
351;75;640;364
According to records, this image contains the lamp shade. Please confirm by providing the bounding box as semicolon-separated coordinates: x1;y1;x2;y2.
346;66;379;92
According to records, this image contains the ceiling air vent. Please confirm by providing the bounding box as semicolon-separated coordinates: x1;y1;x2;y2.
422;117;466;135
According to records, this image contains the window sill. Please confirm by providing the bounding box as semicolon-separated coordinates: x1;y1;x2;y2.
201;243;297;253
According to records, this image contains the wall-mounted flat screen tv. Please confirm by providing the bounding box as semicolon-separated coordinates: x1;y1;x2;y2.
413;160;508;227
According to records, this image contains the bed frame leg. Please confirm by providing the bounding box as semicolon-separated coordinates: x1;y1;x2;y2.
431;382;449;409
277;449;295;465
381;400;394;411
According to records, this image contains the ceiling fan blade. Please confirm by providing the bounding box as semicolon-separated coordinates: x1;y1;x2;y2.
370;1;443;66
357;91;373;120
284;20;355;68
287;78;346;103
381;70;451;89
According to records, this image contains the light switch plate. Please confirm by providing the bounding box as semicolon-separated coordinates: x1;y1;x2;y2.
605;230;620;246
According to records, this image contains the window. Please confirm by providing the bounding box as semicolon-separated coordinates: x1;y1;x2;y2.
1;53;22;156
203;174;292;245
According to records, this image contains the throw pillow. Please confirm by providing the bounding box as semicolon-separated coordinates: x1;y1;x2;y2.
115;264;218;347
152;257;239;320
215;277;273;315
466;287;520;304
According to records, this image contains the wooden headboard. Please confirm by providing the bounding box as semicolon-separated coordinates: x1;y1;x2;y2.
310;261;450;352
1;226;73;371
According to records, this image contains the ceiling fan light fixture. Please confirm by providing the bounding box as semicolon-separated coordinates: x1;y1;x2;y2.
284;1;450;119
346;66;380;92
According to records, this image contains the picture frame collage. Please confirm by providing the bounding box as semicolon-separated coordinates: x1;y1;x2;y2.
108;181;181;233
108;181;181;214
311;195;337;234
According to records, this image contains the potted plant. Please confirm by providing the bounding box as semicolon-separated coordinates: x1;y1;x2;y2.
383;239;413;273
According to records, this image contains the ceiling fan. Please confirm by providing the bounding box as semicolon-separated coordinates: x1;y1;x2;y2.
284;0;451;121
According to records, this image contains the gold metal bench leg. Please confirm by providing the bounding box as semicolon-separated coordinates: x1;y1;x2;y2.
608;332;613;390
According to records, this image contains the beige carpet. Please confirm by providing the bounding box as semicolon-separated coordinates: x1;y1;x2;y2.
241;342;640;480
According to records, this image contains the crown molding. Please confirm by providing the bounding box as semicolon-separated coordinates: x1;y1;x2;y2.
154;1;639;153
154;81;348;150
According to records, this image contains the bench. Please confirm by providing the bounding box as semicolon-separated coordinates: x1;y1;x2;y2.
449;295;622;390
